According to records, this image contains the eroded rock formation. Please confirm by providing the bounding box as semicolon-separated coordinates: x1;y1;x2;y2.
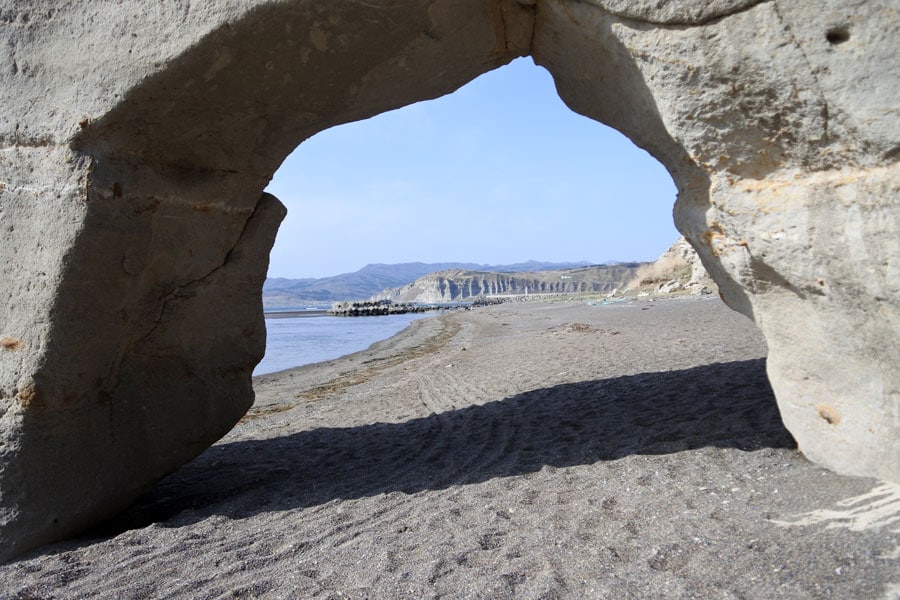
372;264;642;303
0;0;896;560
625;236;718;296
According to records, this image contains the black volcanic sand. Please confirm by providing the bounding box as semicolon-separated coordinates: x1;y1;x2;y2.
2;298;898;598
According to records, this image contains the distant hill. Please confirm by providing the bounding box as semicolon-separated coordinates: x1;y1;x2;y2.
370;264;644;303
263;261;595;307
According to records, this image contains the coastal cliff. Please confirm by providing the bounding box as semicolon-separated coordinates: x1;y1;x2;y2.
371;264;643;303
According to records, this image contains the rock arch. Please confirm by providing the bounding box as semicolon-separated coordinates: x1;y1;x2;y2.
0;0;896;560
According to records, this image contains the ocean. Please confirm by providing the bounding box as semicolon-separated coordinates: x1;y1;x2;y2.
253;311;433;376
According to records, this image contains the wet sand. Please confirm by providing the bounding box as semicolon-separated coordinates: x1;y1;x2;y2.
1;297;898;598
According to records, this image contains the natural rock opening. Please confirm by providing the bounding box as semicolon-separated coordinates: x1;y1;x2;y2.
263;57;677;281
1;0;896;561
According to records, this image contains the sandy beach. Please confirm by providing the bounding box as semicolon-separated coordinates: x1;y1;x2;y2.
1;297;897;599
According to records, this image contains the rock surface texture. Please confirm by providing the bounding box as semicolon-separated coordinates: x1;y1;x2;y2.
0;0;896;561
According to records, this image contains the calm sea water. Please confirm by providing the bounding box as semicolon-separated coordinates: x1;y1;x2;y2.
253;312;432;376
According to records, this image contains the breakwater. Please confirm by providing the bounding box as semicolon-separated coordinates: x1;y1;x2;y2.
328;300;445;317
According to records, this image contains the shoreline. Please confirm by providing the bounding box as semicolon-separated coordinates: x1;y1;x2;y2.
264;309;329;318
253;309;443;380
2;297;897;598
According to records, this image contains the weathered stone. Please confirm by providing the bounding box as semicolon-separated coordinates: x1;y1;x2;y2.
625;236;718;296
0;0;896;560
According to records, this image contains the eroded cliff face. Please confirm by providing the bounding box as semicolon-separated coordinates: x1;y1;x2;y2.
0;0;896;560
374;265;642;303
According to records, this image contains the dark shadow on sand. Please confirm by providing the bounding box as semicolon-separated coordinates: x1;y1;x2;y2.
86;358;794;541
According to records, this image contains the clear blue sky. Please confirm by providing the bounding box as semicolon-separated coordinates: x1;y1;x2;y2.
265;57;678;279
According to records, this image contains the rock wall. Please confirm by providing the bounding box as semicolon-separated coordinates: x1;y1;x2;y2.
0;0;896;560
